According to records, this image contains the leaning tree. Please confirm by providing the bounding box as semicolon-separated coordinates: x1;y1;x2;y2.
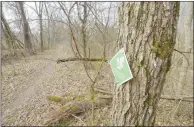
1;11;24;55
111;2;179;126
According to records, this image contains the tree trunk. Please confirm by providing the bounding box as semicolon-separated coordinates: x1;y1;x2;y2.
111;2;179;126
45;3;51;49
1;13;13;53
1;12;24;55
40;14;43;51
18;2;34;55
38;2;44;51
82;2;87;58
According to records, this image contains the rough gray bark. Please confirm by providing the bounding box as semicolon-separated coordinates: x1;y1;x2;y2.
111;2;179;126
18;2;34;55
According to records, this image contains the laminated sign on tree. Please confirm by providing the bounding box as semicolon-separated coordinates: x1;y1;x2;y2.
109;48;133;86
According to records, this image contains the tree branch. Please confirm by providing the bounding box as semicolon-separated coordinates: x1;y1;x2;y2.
160;96;193;102
57;57;108;63
173;48;191;66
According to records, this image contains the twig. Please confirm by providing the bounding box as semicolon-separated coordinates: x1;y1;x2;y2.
71;114;87;126
58;2;82;58
173;48;190;66
171;99;183;120
10;83;15;91
19;58;56;62
174;48;192;54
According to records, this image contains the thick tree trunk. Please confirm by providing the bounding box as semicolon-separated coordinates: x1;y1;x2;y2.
18;2;34;55
111;2;179;126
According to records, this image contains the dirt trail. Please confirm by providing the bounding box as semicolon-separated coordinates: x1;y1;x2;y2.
2;44;74;126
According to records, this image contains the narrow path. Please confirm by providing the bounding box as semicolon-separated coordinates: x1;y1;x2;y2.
2;44;114;126
2;44;71;126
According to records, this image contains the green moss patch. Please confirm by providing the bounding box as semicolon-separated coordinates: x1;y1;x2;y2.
47;95;62;102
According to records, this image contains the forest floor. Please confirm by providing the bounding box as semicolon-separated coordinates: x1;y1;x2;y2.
1;44;193;126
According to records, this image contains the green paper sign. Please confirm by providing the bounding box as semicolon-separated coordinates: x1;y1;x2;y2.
109;48;133;86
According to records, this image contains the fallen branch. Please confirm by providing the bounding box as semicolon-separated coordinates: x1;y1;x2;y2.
174;48;190;65
71;114;86;126
44;97;112;126
160;96;193;102
57;57;108;63
94;87;112;95
44;101;91;125
19;58;56;62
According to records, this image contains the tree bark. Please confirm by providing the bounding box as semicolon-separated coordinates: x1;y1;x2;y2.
45;3;51;49
82;2;87;58
1;12;24;55
1;13;13;52
18;2;34;55
36;2;44;51
40;14;43;51
111;2;179;126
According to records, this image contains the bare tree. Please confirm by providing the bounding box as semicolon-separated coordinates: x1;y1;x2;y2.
1;10;24;56
76;2;88;57
58;2;82;58
111;2;179;126
18;2;34;55
86;2;115;58
34;2;44;51
44;2;51;48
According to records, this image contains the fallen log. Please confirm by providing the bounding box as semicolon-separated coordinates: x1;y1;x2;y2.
57;57;108;63
44;100;92;125
44;93;193;126
44;97;112;126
